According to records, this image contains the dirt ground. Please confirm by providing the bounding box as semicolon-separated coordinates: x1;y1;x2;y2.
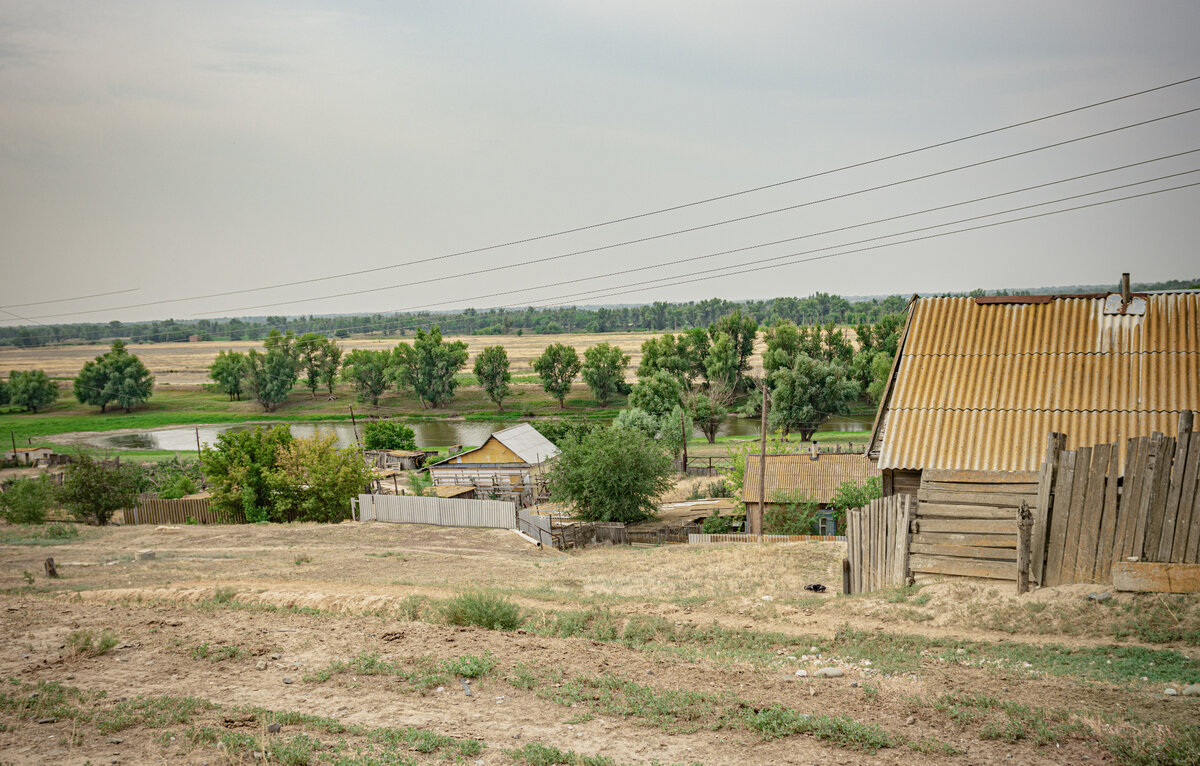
0;332;775;387
1;521;1197;765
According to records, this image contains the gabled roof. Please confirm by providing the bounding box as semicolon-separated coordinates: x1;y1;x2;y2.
742;453;878;504
870;291;1200;472
486;423;560;464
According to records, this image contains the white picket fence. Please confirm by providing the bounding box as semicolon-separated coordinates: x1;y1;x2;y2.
356;494;518;529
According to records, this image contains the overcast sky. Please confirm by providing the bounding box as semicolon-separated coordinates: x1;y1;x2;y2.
2;1;1198;326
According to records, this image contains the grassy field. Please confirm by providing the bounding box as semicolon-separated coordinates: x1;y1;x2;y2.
1;522;1197;764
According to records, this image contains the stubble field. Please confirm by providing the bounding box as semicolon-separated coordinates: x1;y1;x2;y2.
2;521;1198;765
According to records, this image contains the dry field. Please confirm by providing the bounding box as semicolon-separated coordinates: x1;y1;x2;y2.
2;521;1198;765
0;333;775;387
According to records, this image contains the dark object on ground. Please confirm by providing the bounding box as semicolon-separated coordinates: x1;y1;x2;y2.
803;583;827;593
44;557;58;578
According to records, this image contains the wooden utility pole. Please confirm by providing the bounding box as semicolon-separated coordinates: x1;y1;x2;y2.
680;410;688;474
9;429;16;458
194;428;202;463
349;405;361;448
753;381;769;536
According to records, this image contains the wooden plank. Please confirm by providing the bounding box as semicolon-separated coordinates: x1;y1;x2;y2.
1143;435;1176;560
916;503;1020;519
912;531;1018;548
916;489;1036;508
1130;433;1164;560
1075;444;1109;582
895;496;910;585
920;481;1039;495
1118;437;1149;559
1060;446;1092;584
1032;432;1066;585
1157;414;1194;561
922;469;1039;484
910;543;1018;560
912;518;1018;535
1095;443;1121;583
1114;436;1143;560
909;554;1017;581
1017;501;1033;593
1187;461;1200;564
1043;449;1078;587
1175;430;1200;563
1112;562;1200;593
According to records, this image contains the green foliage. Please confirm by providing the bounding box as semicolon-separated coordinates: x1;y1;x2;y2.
701;511;736;534
268;431;373;523
158;472;197;500
207;349;248;401
473;345;512;411
764;490;819;535
66;629;119;657
59;453;143;525
549;425;674;523
581;342;629;405
407;471;433;497
658;404;691;458
73;341;155;413
441;591;522;630
533;343;582;408
762;319;802;375
686;390;727;444
830;476;883;532
532;418;601;446
613;407;658;437
201;425;294;523
627;370;683;420
8;369;58;413
362;420;417;451
397;327;469;408
244;333;299;412
296;333;342;397
0;474;56;524
0;377;8;405
1104;723;1200;766
769;354;861;441
341;348;391;405
708;308;758;389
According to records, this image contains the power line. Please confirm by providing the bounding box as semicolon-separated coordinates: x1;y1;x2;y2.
0;288;139;310
18;77;1200;319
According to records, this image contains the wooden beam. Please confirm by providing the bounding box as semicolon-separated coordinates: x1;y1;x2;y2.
923;469;1040;484
1032;432;1066;585
1017;501;1033;594
1060;446;1092;584
910;542;1018;561
1177;429;1200;564
1130;433;1164;559
1143;435;1177;560
1114;436;1145;560
916;503;1018;519
916;489;1037;508
912;518;1018;535
909;554;1017;581
1095;443;1121;583
1112;562;1200;593
1075;444;1109;581
912;531;1018;548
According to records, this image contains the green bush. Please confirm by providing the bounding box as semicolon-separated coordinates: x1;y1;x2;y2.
700;512;736;534
764;490;819;535
441;591;522;631
363;420;417;451
0;475;57;524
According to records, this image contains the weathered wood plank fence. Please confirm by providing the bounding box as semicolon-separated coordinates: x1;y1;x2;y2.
128;494;242;525
845;494;913;594
1036;412;1199;586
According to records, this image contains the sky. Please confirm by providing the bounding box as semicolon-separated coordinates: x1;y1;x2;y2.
1;1;1199;326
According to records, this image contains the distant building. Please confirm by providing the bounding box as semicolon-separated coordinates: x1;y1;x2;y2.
426;423;559;504
3;446;54;466
742;451;878;515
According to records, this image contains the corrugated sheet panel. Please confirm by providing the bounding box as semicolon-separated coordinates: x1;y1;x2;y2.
360;494;517;529
878;409;1186;472
890;352;1199;412
743;453;878;504
492;423;560;463
904;294;1200;355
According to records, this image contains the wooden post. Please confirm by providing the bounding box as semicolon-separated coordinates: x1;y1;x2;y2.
841;557;851;595
680;410;688;474
754;381;769;537
9;429;16;457
195;427;203;465
349;405;361;448
44;557;58;579
1017;500;1033;594
1032;432;1066;584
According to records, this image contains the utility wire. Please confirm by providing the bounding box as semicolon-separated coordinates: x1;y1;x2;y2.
19;82;1200;319
0;288;139;310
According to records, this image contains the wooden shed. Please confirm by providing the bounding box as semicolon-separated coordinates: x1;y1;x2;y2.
4;446;54;466
866;285;1200;581
426;423;559;503
742;452;878;513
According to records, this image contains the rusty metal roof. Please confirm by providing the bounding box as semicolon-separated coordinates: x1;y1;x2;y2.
873;292;1200;472
743;453;878;504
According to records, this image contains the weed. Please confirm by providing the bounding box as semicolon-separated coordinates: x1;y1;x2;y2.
396;594;429;621
507;664;539;690
441;590;522;630
211;587;236;604
746;707;895;752
1103;723;1200;766
190;642;211;660
441;652;496;679
507;742;576;765
65;629;119;658
22;571;35;585
44;523;79;540
94;695;215;734
294;554;312;565
884;584;925;604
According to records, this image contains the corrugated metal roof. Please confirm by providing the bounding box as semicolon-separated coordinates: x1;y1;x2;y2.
743;453;878;504
490;423;560;464
875;292;1200;472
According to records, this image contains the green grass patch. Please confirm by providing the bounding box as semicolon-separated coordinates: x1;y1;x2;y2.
65;628;119;658
0;522;84;546
303;652;496;689
441;590;522;630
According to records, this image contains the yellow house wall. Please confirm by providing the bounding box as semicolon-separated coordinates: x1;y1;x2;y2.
453;437;521;464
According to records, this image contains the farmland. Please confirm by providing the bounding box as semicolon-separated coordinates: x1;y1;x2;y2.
1;521;1198;764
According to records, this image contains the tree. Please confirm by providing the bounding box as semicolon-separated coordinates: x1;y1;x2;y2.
0;378;9;406
658;404;692;459
532;418;601;446
296;333;331;398
627;370;683;420
613;407;658;437
548;426;674;523
703;333;740;391
58;454;142;525
769;354;860;441
407;327;468;408
268;432;372;523
9;369;58;413
764;490;820;535
533;343;582;409
686;390;727;444
201;425;293;523
317;339;343;396
708;308;758;389
0;474;56;524
581;342;629;405
762;319;801;375
473;345;511;412
830;476;883;533
244;336;298;412
363;421;417;451
341;349;391;405
208;350;248;401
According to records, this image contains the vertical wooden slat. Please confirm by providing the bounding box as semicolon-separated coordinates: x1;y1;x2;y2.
1075;445;1109;582
1157;413;1194;561
1043;449;1077;587
1059;446;1092;583
1173;428;1200;563
1130;433;1164;559
1096;443;1121;582
848;510;857;594
902;495;913;584
1118;437;1150;559
885;498;896;585
1143;435;1177;560
1186;462;1200;565
1032;432;1066;585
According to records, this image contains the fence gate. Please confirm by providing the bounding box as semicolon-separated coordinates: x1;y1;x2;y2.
845;494;913;594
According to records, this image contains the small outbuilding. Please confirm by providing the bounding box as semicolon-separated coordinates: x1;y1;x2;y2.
742;451;879;518
3;446;54;466
426;423;559;503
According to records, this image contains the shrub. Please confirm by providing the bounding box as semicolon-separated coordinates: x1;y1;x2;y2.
701;512;737;534
548;426;674;523
58;455;143;526
66;629;119;658
441;591;522;631
363;421;417;451
764;490;819;535
0;475;57;524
